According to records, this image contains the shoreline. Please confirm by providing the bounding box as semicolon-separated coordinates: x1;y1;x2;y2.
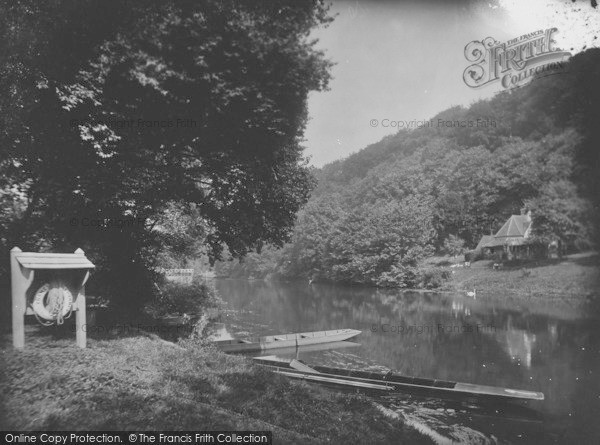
443;253;599;296
0;328;432;444
224;252;600;308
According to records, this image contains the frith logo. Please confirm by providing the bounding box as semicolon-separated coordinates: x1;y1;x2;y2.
463;28;571;89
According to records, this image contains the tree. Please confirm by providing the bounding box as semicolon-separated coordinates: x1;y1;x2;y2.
525;180;595;250
443;235;465;257
0;0;333;312
181;50;600;288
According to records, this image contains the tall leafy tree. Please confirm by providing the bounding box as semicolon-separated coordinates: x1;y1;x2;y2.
0;0;332;311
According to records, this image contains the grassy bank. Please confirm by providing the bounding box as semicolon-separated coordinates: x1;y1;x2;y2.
441;252;600;306
0;326;431;444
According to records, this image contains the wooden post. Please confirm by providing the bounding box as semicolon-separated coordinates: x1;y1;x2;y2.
10;247;32;349
75;249;89;349
76;288;87;348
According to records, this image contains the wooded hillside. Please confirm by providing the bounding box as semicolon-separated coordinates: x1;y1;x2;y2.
217;49;600;287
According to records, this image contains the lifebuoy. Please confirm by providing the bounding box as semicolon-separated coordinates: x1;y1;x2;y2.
32;281;73;323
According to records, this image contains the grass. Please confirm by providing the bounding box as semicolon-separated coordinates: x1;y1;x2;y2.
442;252;600;306
0;325;432;444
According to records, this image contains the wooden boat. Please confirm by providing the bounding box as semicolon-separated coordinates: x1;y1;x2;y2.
244;340;361;356
213;328;361;353
253;356;544;402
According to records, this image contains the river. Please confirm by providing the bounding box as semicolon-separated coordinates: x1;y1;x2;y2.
208;279;600;444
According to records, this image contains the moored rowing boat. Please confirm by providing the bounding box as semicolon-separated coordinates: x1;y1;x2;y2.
213;328;361;353
253;356;544;402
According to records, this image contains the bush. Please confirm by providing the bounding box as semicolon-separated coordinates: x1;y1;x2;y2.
464;250;483;262
144;280;222;317
434;259;453;267
443;235;466;256
375;264;419;288
416;266;452;289
374;259;454;289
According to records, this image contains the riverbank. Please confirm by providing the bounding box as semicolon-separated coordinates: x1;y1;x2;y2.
0;326;431;444
441;252;600;308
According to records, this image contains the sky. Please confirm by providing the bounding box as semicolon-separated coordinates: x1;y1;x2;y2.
303;0;600;167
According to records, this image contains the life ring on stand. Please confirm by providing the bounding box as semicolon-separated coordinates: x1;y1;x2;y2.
31;281;73;324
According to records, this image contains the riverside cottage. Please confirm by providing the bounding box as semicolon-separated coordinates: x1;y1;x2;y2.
476;211;544;260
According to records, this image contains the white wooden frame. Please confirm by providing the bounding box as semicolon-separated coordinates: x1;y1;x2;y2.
10;247;95;349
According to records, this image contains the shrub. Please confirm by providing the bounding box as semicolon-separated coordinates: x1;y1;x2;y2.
464;250;483;262
434;259;453;267
416;266;452;289
144;280;222;317
375;264;418;288
443;235;466;256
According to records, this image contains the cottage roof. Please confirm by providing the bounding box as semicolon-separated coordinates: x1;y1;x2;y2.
483;214;532;248
484;236;528;247
494;214;531;238
475;235;494;251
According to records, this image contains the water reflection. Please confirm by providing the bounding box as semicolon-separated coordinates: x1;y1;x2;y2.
502;316;536;368
212;279;600;443
451;300;471;318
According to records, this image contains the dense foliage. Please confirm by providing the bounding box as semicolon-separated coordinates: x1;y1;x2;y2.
217;49;600;287
144;280;221;318
0;0;332;312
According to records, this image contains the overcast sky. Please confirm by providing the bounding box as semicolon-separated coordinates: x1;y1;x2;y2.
304;0;600;167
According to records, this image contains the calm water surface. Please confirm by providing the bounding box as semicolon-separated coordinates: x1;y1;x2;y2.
209;279;600;444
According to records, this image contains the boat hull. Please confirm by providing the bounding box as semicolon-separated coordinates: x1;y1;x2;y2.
213;329;361;353
254;357;544;402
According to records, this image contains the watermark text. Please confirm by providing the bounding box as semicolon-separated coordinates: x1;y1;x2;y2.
371;323;498;334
